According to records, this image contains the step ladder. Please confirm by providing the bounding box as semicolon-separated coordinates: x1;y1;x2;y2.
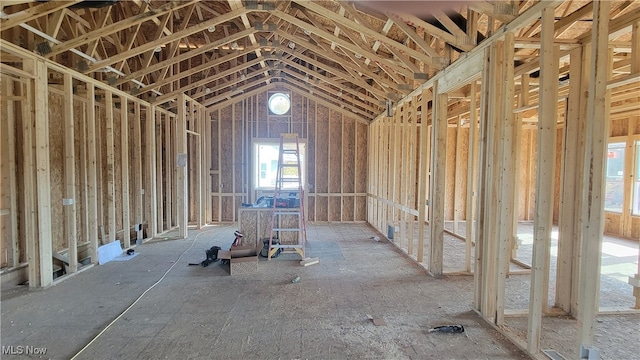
268;133;306;259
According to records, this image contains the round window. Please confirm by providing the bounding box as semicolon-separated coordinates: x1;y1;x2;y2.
268;92;291;115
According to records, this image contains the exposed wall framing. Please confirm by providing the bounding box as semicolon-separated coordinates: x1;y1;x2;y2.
366;1;639;357
1;1;639;359
207;86;368;223
0;40;210;287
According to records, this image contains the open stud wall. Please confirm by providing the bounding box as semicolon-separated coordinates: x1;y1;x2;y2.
0;40;210;287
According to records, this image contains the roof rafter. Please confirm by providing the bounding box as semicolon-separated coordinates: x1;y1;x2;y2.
47;1;196;58
113;27;258;87
277;42;387;99
278;69;376;117
278;81;370;123
274;29;397;95
277;55;380;111
0;0;82;31
292;0;443;70
155;56;267;103
84;6;262;74
138;46;260;96
273;9;412;83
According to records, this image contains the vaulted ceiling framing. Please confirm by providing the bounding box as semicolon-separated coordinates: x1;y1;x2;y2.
1;0;638;121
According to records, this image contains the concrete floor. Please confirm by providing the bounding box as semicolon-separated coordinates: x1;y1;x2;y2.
1;223;638;359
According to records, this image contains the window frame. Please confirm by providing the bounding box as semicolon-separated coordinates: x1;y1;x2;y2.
252;138;306;192
267;92;291;116
632;139;640;216
604;141;626;213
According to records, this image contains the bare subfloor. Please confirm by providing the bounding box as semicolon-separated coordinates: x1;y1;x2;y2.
1;223;637;359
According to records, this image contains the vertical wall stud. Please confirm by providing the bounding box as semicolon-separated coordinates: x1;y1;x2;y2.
120;96;130;248
146;105;158;238
528;6;560;354
576;0;611;352
34;60;53;287
177;94;188;239
63;73;78;272
429;84;447;276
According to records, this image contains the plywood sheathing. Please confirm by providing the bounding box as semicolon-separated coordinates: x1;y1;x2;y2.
114;101;124;237
307;99;317;221
220;105;234;221
444;127;456;220
234;101;244;213
210;110;220;223
314;102;330;221
238;208;258;248
48;92;65;251
342;119;355;222
329;110;342;221
355;121;368;221
292;92;305;137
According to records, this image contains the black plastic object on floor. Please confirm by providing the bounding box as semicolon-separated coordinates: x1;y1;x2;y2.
428;325;465;333
259;237;282;258
201;246;222;267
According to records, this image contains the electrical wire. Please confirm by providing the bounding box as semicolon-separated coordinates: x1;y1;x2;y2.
70;224;235;360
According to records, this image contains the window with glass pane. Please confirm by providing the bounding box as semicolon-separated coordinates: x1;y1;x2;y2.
254;142;305;190
604;142;625;212
633;141;640;216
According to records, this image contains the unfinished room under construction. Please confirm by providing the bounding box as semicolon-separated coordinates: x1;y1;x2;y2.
1;1;639;359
